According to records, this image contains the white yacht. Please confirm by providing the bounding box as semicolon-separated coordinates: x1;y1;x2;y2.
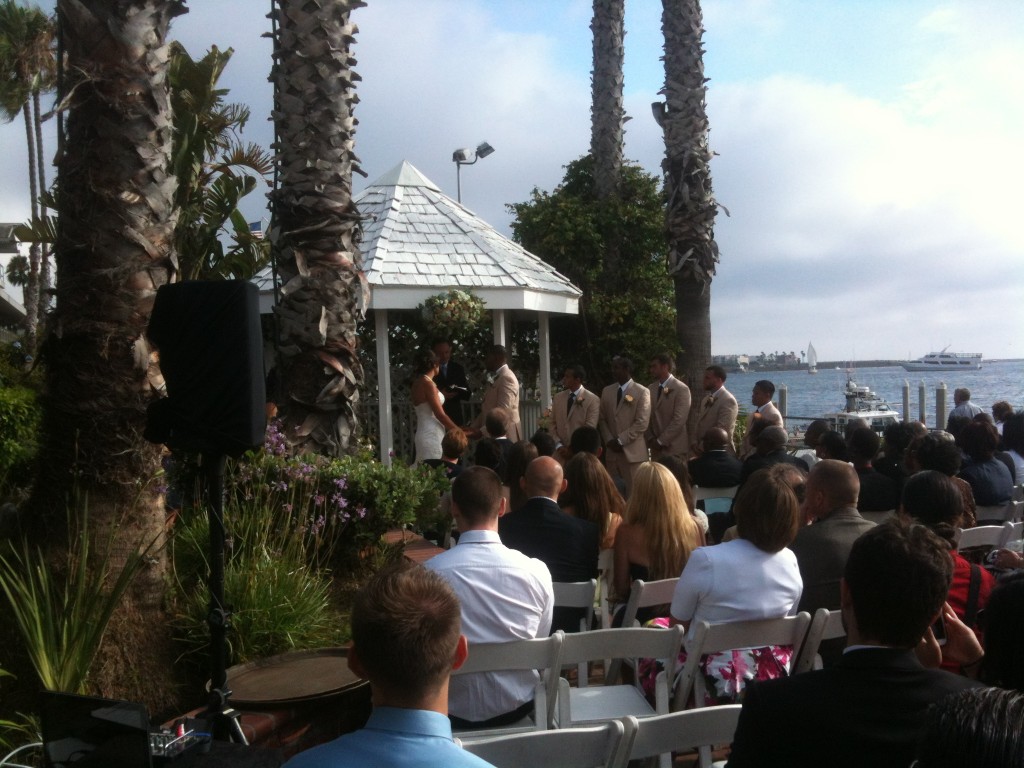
823;378;901;435
902;348;982;372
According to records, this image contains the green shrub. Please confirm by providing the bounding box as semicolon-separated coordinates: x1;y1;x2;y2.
0;386;40;494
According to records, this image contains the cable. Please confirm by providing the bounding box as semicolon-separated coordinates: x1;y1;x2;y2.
0;740;43;767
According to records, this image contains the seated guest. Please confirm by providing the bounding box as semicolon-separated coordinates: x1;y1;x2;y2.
670;467;803;704
795;419;831;468
906;432;978;527
816;430;848;462
791;460;874;615
614;462;702;615
1002;411;1024;484
992;400;1014;439
738;425;807;485
484;407;515;474
503;440;538;514
847;427;899;512
726;521;980;768
899;471;994;672
283;564;495;768
688;426;742;488
499;457;599;633
914;688;1024;768
568;425;603;457
423;428;468;481
472;437;503;474
529;429;557;458
559;452;624;550
873;421;919;493
957;420;1013;506
655;454;709;538
426;467;553;727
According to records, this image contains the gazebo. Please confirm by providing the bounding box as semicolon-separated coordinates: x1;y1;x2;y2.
259;161;581;463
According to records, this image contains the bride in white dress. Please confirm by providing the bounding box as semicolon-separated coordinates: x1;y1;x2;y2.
411;349;461;463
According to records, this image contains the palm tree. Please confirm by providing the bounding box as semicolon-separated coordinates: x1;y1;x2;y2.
26;0;186;706
590;0;625;202
0;0;55;356
269;0;367;457
653;0;721;395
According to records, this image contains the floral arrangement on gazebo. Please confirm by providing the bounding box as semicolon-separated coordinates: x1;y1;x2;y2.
418;289;486;341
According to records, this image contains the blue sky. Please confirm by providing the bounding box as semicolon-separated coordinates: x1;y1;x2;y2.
2;0;1022;362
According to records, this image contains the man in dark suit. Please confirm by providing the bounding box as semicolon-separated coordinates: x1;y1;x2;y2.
499;456;599;633
737;425;808;484
688;427;743;488
432;340;470;423
847;427;900;512
727;521;980;768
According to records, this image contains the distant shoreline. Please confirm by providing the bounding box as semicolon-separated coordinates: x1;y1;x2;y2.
741;359;1024;373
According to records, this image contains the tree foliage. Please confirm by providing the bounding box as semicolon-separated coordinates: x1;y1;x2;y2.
509;155;678;389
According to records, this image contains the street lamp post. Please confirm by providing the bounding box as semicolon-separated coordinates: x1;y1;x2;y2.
452;141;495;204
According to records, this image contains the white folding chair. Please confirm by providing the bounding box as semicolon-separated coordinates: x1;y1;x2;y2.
618;705;743;768
860;508;895;525
554;580;599;680
597;549;615;629
793;608;846;674
956;524;1010;551
693;486;738;515
1013;483;1024;503
452;632;563;742
556;627;683;727
462;720;627;768
975;501;1021;525
605;578;679;682
1000;521;1023;548
674;613;812;711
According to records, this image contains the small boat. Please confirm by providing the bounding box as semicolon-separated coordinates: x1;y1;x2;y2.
806;342;818;375
902;347;982;372
822;378;901;435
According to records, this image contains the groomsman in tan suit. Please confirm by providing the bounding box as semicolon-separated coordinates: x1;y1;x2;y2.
645;353;692;461
599;356;651;494
551;365;600;447
466;345;522;442
740;379;784;458
690;365;739;457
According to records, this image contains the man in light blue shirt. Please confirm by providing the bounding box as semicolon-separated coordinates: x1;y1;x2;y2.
283;565;494;768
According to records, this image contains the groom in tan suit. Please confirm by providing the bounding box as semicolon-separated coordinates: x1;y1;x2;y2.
599;356;651;494
467;345;522;442
645;353;691;461
551;365;600;447
690;365;739;457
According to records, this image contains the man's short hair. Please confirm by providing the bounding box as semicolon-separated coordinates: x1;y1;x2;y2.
808;459;859;508
882;421;917;458
734;468;801;553
524;456;563;498
472;438;503;472
441;428;468;459
489;344;508;364
352;563;462;700
804;420;831;448
992;401;1014;422
954;387;971;404
530;429;557;457
817;431;849;461
565;364;586;382
753;379;775;396
960;420;999;461
570;425;602;456
704;426;730;452
706;364;727;382
909;433;962;475
485;407;509;438
847;427;881;463
612;355;633;374
844;520;953;647
756;425;788;452
651;353;674;370
451;466;503;525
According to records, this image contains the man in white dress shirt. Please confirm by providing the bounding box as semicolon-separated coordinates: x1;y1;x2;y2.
740;380;784;458
425;466;554;727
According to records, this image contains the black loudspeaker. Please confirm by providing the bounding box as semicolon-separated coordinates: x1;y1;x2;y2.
145;281;266;457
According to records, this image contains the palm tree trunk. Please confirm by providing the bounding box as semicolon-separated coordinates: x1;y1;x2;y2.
28;0;186;710
590;0;625;202
657;0;720;396
270;0;367;457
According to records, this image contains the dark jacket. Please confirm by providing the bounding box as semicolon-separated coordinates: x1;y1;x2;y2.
433;358;470;422
688;450;743;488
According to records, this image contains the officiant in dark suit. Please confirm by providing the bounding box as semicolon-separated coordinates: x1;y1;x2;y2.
432;340;470;423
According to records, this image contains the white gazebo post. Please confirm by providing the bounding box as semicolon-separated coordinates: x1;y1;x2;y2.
492;309;508;347
538;311;552;408
375;309;394;465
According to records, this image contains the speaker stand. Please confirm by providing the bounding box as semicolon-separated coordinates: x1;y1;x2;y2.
198;452;248;744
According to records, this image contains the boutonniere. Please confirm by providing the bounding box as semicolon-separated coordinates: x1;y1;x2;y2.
662;387;671;396
576;395;584;404
623;394;634;404
486;373;496;385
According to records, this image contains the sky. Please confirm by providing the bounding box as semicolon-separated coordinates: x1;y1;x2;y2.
1;0;1022;361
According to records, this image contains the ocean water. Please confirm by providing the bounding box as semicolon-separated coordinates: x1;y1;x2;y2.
724;360;1024;430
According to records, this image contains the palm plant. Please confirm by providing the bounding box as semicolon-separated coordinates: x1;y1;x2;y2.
269;0;367;457
590;0;626;203
0;0;56;356
654;0;722;394
169;42;272;281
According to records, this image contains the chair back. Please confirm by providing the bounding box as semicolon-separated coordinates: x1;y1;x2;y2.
674;613;811;710
619;705;742;768
607;579;678;681
693;486;739;502
975;501;1022;525
554;579;598;632
597;549;615;629
1001;521;1024;548
956;524;1009;552
793;608;846;674
462;720;627;768
453;632;563;739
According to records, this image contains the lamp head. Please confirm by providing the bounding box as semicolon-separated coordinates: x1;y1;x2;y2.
475;141;495;159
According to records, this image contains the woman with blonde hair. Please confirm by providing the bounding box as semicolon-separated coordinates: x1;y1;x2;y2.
560;452;625;549
613;462;703;605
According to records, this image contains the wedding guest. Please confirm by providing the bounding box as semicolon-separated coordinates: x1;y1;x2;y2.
906;431;978;527
957;420;1013;506
560;452;625;550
